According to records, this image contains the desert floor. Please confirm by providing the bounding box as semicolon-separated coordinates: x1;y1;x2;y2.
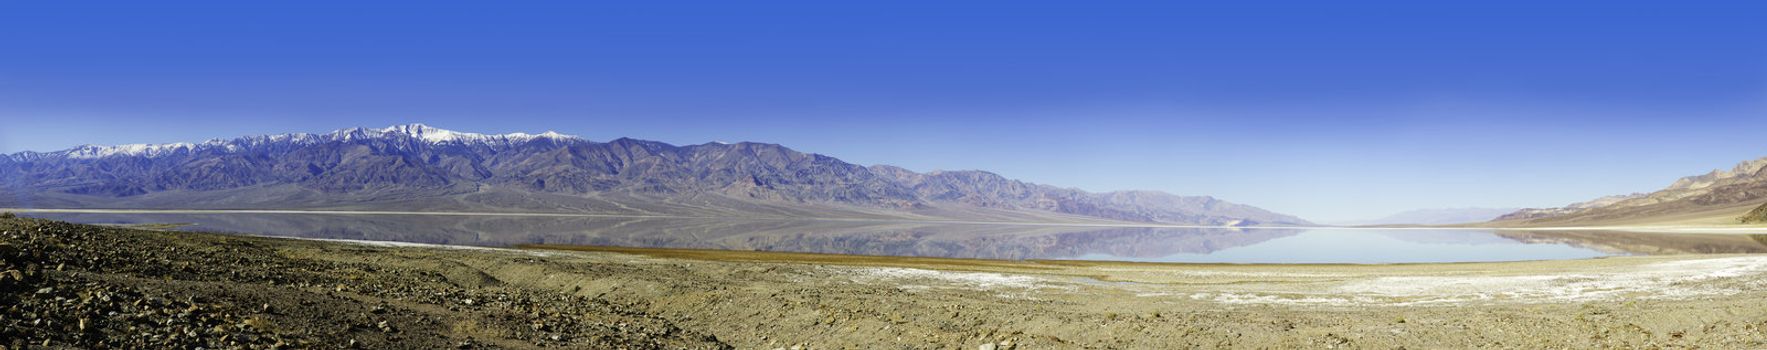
4;216;1767;349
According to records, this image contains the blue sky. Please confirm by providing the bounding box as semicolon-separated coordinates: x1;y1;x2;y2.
1;1;1763;222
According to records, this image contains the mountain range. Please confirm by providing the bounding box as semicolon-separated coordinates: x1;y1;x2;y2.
1492;155;1767;226
0;124;1310;226
1335;207;1520;226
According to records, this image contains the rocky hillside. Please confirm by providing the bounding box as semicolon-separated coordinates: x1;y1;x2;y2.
1493;156;1767;225
0;124;1308;226
1742;202;1767;224
1494;194;1647;221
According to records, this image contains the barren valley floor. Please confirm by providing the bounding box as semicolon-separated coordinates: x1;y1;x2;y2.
4;217;1767;349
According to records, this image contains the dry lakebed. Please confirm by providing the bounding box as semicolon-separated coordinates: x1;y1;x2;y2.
5;215;1767;349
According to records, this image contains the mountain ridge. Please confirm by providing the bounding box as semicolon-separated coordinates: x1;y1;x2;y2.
0;123;1310;226
1492;155;1767;226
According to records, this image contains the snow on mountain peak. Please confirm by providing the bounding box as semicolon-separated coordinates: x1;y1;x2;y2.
371;123;577;143
63;142;198;159
36;123;581;160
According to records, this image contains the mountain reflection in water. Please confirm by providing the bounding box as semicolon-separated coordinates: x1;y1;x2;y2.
24;213;1767;263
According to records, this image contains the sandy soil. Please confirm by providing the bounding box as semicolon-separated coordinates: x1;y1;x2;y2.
6;216;1767;349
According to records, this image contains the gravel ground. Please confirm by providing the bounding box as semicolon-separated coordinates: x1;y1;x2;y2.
6;215;1767;349
0;216;726;349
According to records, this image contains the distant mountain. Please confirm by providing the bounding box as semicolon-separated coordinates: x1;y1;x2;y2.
1492;155;1767;226
1494;194;1648;221
1337;207;1520;226
0;124;1310;226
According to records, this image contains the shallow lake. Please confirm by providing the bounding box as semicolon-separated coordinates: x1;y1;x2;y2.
25;212;1767;264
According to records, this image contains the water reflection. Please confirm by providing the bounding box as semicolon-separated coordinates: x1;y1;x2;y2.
1494;230;1767;255
24;213;1767;263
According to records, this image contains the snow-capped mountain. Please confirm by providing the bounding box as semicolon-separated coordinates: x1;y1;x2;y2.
330;123;576;145
0;124;1310;226
13;124;578;160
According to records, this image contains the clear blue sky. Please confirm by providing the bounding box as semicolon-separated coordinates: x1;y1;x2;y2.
2;1;1763;222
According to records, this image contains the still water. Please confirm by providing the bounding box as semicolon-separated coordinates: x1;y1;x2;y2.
26;212;1767;264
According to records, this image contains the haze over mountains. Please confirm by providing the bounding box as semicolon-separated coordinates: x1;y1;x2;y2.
1493;155;1767;226
0;124;1309;226
1335;208;1520;226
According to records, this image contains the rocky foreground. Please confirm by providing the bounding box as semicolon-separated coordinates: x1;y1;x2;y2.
5;215;1767;349
0;216;725;349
